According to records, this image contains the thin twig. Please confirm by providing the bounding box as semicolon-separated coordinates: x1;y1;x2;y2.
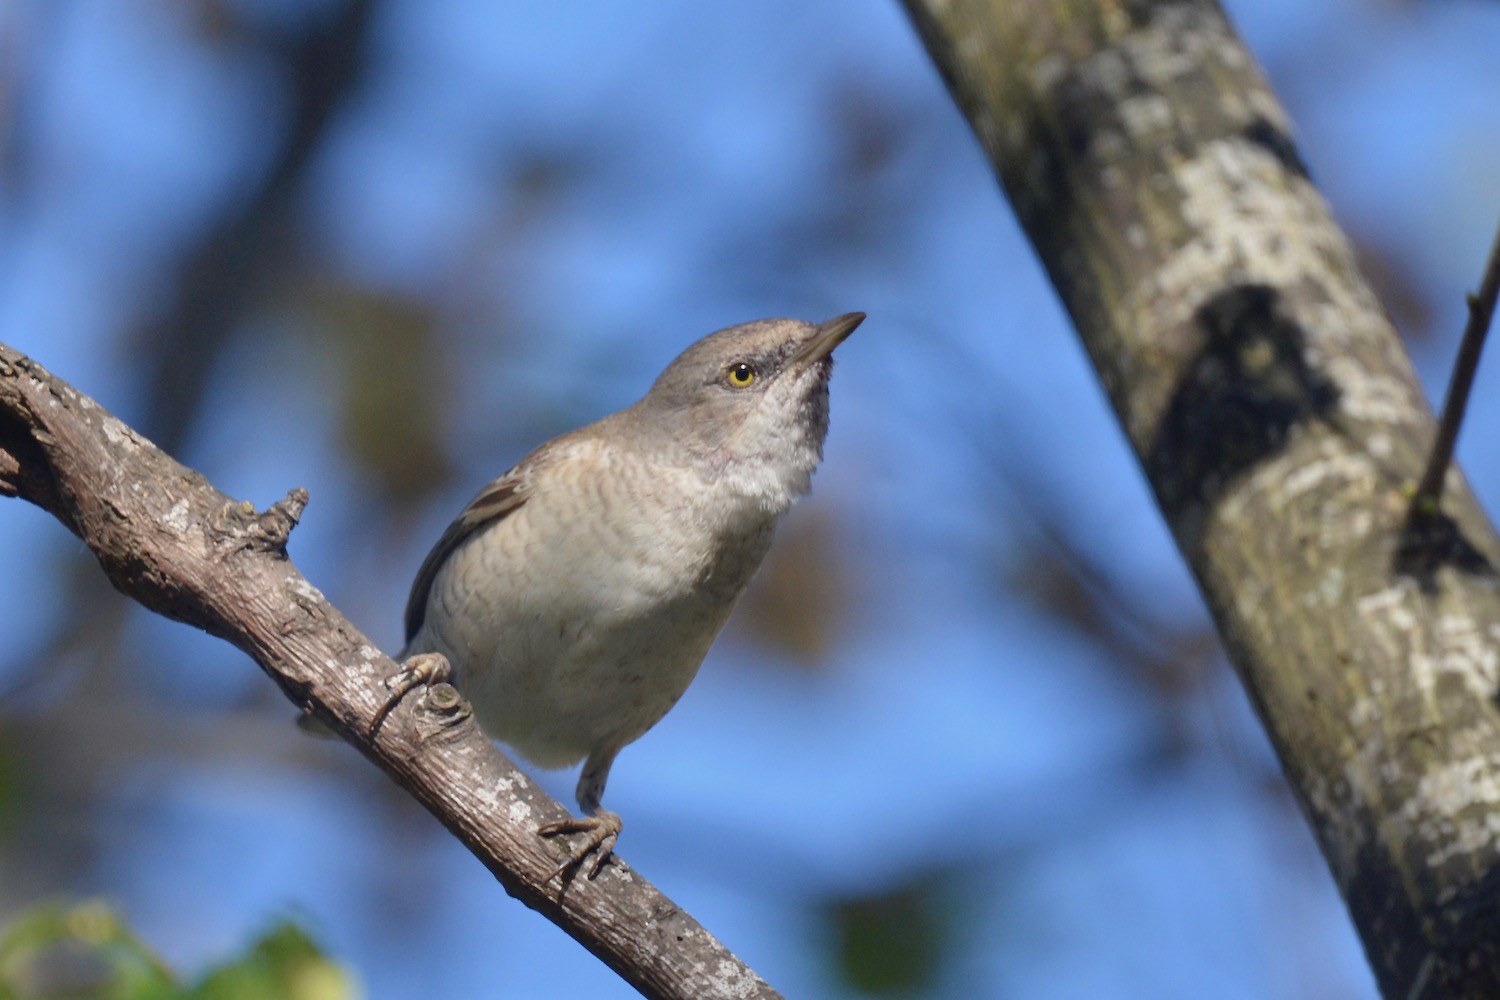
1407;220;1500;523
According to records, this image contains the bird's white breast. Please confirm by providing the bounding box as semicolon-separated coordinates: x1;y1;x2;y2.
415;438;778;769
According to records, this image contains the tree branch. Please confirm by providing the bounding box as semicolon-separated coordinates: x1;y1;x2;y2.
1405;219;1500;525
0;343;781;1000
900;0;1500;995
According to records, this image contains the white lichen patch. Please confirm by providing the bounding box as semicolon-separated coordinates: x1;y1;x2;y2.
1344;509;1375;542
1432;614;1500;692
1378;608;1500;710
506;799;532;826
101;419;139;449
1116;13;1203;87
711;958;762;998
1118;93;1174;140
1356;582;1420;663
473;783;502;812
1356;584;1407;618
1398;752;1500;869
1348;694;1381;729
1160;149;1320;296
1313;566;1345;607
1347;588;1500;874
1323;357;1416;426
353;644;385;679
1179;147;1326;281
288;578;326;604
1275;450;1376;510
1219;441;1380;551
1118;140;1354;441
161;498;192;535
1228;562;1270;632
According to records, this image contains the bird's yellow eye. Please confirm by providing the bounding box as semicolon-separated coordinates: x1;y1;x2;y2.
726;362;757;387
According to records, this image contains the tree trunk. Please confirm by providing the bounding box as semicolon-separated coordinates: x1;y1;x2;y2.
900;1;1500;995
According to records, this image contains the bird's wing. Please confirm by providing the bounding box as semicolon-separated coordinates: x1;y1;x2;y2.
403;462;534;644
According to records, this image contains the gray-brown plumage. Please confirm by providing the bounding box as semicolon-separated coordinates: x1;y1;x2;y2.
401;312;864;875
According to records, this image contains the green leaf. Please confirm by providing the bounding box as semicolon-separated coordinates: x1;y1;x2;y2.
0;903;355;1000
188;922;353;1000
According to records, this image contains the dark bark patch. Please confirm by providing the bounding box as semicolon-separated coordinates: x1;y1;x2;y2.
1394;509;1495;585
1147;284;1339;542
1241;116;1309;181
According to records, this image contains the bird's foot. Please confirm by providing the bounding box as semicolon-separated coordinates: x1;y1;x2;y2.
539;809;622;880
370;652;451;737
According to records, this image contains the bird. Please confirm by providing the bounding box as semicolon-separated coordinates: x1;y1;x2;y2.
394;312;864;877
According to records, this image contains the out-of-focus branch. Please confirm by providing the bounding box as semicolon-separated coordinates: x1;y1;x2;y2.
6;0;382;780
0;342;782;1000
138;0;377;455
900;0;1500;995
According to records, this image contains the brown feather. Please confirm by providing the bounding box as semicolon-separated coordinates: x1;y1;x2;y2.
403;471;530;643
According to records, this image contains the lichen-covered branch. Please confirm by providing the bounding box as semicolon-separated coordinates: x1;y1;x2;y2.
0;344;782;1000
900;0;1500;995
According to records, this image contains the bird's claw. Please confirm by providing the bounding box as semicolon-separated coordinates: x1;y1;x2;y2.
370;652;451;738
539;810;623;881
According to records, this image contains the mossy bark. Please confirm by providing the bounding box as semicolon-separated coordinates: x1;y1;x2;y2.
901;1;1500;995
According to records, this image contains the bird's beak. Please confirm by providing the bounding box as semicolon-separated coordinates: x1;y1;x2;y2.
789;312;866;367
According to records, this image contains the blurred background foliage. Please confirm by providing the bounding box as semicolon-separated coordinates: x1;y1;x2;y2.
0;901;353;1000
1;0;1498;997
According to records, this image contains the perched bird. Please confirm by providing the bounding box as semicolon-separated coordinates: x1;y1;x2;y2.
397;313;864;877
